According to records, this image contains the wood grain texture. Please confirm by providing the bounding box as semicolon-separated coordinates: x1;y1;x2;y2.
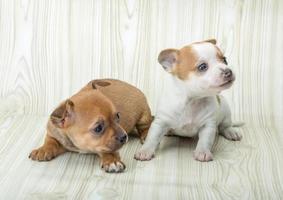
0;0;283;199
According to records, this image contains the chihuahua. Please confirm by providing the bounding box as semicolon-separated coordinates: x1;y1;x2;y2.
135;39;242;162
29;79;152;172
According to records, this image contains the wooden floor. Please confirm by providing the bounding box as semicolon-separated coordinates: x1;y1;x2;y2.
1;0;283;199
0;114;282;199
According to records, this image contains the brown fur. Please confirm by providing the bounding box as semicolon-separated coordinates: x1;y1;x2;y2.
158;46;198;80
29;79;152;173
174;46;198;80
158;39;221;80
29;134;66;161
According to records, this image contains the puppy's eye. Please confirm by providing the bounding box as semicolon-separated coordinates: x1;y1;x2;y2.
223;57;228;65
94;124;104;134
116;112;120;122
197;63;208;72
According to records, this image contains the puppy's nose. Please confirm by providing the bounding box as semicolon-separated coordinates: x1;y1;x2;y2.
223;68;233;78
116;134;128;144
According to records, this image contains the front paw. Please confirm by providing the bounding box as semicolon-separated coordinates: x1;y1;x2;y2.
101;161;125;173
29;147;57;161
193;150;213;162
134;148;155;161
222;128;242;141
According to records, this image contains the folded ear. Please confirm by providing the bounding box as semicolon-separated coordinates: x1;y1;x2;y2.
50;99;74;128
158;49;179;73
92;80;111;89
203;38;217;45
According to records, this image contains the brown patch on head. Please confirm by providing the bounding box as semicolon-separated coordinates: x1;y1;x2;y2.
158;46;198;80
174;46;198;80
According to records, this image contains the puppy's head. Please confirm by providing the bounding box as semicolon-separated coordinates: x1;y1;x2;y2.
158;39;235;96
50;81;128;153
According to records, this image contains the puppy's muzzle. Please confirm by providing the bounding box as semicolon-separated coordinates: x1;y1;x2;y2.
222;68;233;80
115;133;128;144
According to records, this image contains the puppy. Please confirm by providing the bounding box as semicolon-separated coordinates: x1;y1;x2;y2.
135;39;242;162
29;79;152;172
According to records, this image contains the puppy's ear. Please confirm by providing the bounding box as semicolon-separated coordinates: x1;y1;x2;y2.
203;39;217;45
158;49;179;72
50;99;74;128
92;80;111;89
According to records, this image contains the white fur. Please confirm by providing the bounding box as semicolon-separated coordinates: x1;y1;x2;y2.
135;42;242;162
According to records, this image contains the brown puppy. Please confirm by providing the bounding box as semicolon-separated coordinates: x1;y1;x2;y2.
29;79;152;173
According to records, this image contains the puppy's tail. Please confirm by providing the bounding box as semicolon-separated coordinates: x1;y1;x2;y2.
232;122;245;127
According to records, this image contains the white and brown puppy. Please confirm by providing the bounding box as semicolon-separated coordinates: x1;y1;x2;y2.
29;79;152;172
134;39;242;162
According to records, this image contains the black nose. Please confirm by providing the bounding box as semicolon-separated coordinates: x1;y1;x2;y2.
116;134;127;144
223;68;232;78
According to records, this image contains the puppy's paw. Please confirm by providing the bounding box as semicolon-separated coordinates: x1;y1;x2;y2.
101;161;125;173
193;150;213;162
134;148;155;161
222;128;242;141
29;147;57;161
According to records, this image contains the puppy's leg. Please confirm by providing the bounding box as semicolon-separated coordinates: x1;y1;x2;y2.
99;152;125;173
220;126;242;141
193;124;216;162
29;134;67;161
219;108;242;141
136;111;153;144
134;119;168;161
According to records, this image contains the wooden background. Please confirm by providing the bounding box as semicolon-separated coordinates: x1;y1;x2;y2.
0;0;283;199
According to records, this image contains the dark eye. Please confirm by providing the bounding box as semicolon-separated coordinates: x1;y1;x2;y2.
197;63;208;72
116;112;120;122
223;57;228;65
94;124;104;134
